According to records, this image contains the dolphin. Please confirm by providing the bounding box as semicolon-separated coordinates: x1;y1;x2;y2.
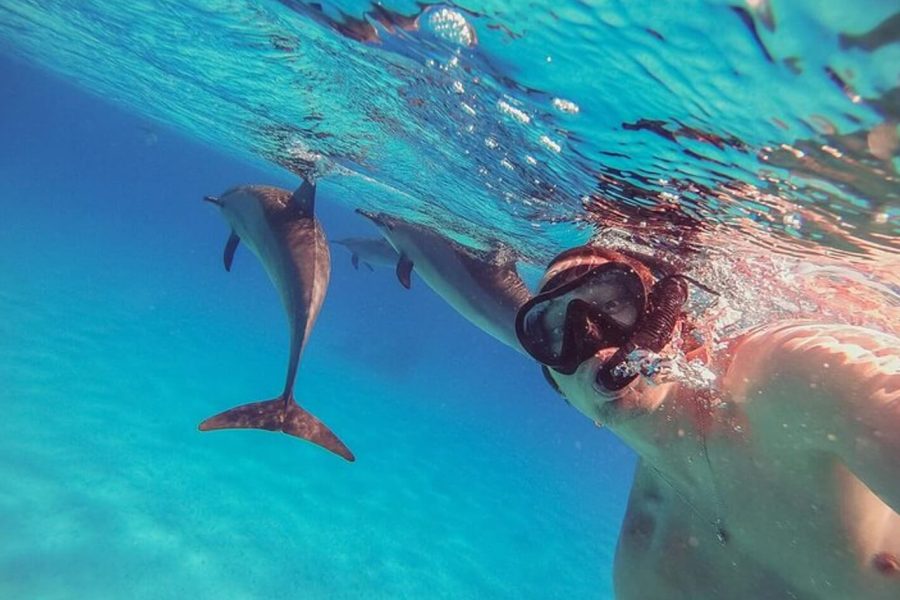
332;237;399;271
199;180;354;462
357;210;531;354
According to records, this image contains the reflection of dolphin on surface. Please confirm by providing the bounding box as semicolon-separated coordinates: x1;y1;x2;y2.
357;209;531;354
333;237;399;271
199;180;354;462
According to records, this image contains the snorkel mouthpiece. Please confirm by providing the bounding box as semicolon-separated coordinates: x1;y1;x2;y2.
595;344;639;391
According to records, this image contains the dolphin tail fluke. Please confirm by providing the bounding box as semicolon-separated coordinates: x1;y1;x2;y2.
198;396;355;462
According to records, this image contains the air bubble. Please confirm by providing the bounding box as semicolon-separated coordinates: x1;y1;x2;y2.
426;8;477;47
782;212;803;229
551;98;579;114
539;135;561;153
497;99;530;124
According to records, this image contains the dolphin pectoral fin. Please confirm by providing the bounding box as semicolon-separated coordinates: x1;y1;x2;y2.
223;231;241;272
364;262;374;272
396;255;414;289
351;253;359;270
198;396;355;462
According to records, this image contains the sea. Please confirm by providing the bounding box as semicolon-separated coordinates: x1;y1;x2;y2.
0;1;897;599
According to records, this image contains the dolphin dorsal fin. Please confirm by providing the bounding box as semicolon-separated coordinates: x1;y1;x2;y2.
396;254;414;289
291;179;316;216
224;231;241;272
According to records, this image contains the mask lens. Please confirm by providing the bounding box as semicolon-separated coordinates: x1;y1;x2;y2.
519;297;568;363
516;263;645;368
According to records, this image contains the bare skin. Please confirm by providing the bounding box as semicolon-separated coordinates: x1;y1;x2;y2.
551;321;900;599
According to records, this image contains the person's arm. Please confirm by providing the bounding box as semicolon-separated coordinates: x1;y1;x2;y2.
726;321;900;513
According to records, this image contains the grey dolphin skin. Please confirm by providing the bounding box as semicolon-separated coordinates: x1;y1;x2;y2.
332;237;399;271
357;209;531;354
200;180;354;462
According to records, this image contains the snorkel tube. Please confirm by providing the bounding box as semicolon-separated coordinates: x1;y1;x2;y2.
595;274;692;391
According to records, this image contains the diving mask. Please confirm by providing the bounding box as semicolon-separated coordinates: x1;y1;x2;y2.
515;262;647;377
517;254;701;391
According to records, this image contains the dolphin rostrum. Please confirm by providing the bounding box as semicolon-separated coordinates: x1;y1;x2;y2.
200;180;354;461
332;236;399;271
357;210;531;354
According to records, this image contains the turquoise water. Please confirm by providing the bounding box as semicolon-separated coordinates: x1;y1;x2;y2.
1;1;898;598
1;56;632;598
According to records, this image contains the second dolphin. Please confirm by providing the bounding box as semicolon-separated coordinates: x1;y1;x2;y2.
358;210;531;354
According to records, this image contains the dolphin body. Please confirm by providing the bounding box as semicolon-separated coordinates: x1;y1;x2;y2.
332;237;399;271
200;180;354;461
358;210;531;354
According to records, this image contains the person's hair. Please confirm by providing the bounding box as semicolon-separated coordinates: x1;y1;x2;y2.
539;246;656;293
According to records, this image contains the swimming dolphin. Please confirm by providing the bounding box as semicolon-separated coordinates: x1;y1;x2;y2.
199;181;354;462
332;237;399;271
357;210;531;354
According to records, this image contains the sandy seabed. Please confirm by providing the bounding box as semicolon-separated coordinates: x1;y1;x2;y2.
0;255;622;599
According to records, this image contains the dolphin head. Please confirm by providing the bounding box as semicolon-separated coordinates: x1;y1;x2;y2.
203;191;243;229
203;187;270;232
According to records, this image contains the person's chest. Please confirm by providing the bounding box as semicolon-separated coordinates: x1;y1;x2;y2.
616;393;900;599
614;459;808;600
700;416;900;599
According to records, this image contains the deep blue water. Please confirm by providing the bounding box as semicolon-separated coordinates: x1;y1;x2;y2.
1;53;635;599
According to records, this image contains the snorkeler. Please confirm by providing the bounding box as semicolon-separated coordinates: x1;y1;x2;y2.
515;244;900;599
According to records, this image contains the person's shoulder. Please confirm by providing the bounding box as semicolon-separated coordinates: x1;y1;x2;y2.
722;319;899;411
730;320;898;362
